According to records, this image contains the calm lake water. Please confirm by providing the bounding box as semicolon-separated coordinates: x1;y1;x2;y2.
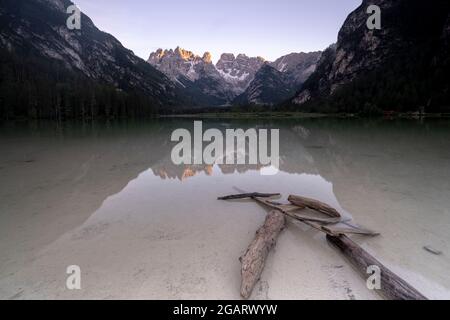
0;118;449;299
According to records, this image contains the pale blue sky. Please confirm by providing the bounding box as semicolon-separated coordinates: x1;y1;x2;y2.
74;0;362;62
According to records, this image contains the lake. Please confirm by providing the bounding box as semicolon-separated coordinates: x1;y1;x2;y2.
0;118;449;299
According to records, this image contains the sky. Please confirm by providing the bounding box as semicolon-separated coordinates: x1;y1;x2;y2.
73;0;362;63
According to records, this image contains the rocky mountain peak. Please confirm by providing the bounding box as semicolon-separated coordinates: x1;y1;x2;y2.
152;48;166;59
215;52;266;94
150;47;212;65
218;53;236;62
174;46;197;61
202;52;212;64
148;47;214;83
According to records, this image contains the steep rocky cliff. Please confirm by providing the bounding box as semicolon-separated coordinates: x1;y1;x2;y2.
236;51;321;105
270;51;321;87
290;0;450;113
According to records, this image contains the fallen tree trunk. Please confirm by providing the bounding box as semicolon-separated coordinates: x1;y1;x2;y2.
240;210;286;299
327;234;427;300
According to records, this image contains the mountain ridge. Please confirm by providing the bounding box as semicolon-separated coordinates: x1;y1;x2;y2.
0;0;188;119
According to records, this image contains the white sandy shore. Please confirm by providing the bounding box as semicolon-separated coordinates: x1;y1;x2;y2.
1;166;449;300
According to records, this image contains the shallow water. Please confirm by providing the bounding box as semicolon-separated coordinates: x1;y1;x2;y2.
0;118;449;299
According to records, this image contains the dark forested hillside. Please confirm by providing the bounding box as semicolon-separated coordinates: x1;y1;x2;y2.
0;0;185;119
0;48;167;119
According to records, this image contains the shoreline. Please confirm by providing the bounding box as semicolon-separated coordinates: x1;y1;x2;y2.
159;112;450;120
2;112;450;122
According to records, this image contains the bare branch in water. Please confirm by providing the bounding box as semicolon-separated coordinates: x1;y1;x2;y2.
218;193;281;201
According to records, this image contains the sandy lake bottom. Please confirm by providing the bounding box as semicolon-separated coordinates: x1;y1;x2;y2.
0;118;449;300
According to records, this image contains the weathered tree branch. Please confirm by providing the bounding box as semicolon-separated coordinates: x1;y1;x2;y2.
218;193;280;201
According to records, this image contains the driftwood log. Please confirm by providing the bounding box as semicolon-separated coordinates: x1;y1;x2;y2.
220;192;427;300
327;234;427;300
240;210;286;299
288;195;341;218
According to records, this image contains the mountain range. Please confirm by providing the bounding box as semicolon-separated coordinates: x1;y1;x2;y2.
148;48;320;106
0;0;449;119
